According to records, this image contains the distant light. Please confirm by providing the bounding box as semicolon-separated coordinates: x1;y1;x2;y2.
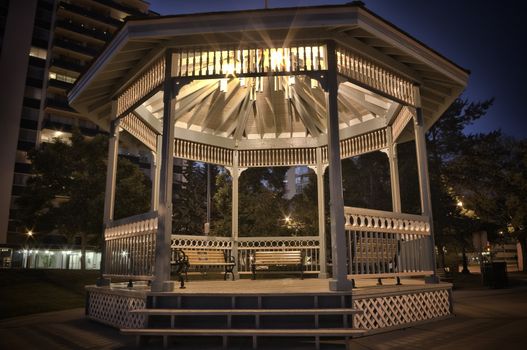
284;216;291;223
54;131;63;137
457;201;463;207
27;230;33;237
121;250;128;257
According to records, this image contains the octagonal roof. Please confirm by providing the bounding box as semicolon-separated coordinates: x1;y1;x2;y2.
68;3;469;146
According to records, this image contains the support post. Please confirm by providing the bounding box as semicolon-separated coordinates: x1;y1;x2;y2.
230;151;240;279
413;86;439;283
386;126;401;213
99;101;120;286
315;147;328;278
151;135;162;211
152;52;177;292
205;163;211;234
325;41;352;291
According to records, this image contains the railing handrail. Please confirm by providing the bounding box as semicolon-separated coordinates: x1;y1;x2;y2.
171;234;232;242
344;206;428;223
238;235;318;242
106;211;158;229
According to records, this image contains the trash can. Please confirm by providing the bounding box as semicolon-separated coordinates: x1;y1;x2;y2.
481;262;508;288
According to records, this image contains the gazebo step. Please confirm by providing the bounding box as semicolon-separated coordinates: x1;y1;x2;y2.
131;308;363;316
123;327;367;349
122;327;366;336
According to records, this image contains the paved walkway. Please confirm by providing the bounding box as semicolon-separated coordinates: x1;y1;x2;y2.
1;286;527;349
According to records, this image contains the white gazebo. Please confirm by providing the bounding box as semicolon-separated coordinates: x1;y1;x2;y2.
70;3;468;343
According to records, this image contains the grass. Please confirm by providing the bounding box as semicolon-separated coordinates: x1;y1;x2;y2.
0;269;99;319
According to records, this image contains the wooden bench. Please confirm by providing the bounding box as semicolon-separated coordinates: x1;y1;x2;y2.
251;250;305;280
350;237;400;287
172;248;236;282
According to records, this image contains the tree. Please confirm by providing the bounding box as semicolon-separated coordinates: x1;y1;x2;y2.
172;161;221;235
505;139;527;271
16;130;151;269
423;98;494;271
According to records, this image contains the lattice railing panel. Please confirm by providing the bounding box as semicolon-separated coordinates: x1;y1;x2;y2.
238;236;321;273
87;289;146;329
353;289;451;330
174;139;233;166
336;46;416;106
105;213;157;278
117;57;165;117
120;113;158;151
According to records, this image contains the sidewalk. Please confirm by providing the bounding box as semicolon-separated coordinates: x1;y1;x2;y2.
1;285;526;349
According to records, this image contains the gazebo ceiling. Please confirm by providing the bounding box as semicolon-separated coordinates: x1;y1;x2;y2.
139;76;394;146
69;3;469;143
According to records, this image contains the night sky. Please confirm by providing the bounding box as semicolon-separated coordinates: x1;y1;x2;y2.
148;0;527;138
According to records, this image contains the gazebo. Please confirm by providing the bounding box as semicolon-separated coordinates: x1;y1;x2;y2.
69;2;468;346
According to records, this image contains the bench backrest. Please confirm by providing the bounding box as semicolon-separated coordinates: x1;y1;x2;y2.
254;250;303;265
352;238;399;264
184;249;227;264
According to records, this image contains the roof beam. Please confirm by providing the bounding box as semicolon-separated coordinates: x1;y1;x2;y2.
339;85;388;117
133;105;162;134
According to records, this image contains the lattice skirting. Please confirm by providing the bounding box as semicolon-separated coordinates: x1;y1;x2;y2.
353;287;451;331
86;288;146;329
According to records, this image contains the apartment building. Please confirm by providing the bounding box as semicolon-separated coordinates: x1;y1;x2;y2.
0;0;156;244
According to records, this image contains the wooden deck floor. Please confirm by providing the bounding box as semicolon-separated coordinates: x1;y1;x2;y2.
95;278;450;297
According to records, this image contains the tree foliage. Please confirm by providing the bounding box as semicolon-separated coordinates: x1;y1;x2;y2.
16;130;151;268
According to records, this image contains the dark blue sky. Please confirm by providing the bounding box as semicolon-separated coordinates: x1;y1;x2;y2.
148;0;527;138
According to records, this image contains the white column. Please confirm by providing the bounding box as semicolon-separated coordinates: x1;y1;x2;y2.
151;135;162;211
315;148;328;278
230;151;240;278
325;41;352;291
413;86;439;282
152;53;177;292
103;105;120;225
99;102;120;285
386;127;401;213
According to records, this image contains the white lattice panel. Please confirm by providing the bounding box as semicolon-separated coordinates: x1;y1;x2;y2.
353;289;450;330
87;290;146;329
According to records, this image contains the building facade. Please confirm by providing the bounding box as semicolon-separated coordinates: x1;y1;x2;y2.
0;0;156;244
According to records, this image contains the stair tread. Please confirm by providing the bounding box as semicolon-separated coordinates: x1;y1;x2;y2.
131;308;362;315
121;328;367;335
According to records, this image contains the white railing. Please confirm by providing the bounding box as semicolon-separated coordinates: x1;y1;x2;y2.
171;234;233;251
104;212;157;279
237;236;320;274
344;207;433;278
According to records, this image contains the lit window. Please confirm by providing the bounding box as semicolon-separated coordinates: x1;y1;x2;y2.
29;47;47;60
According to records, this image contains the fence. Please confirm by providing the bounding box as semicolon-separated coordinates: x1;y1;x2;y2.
104;212;157;280
344;207;433;279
